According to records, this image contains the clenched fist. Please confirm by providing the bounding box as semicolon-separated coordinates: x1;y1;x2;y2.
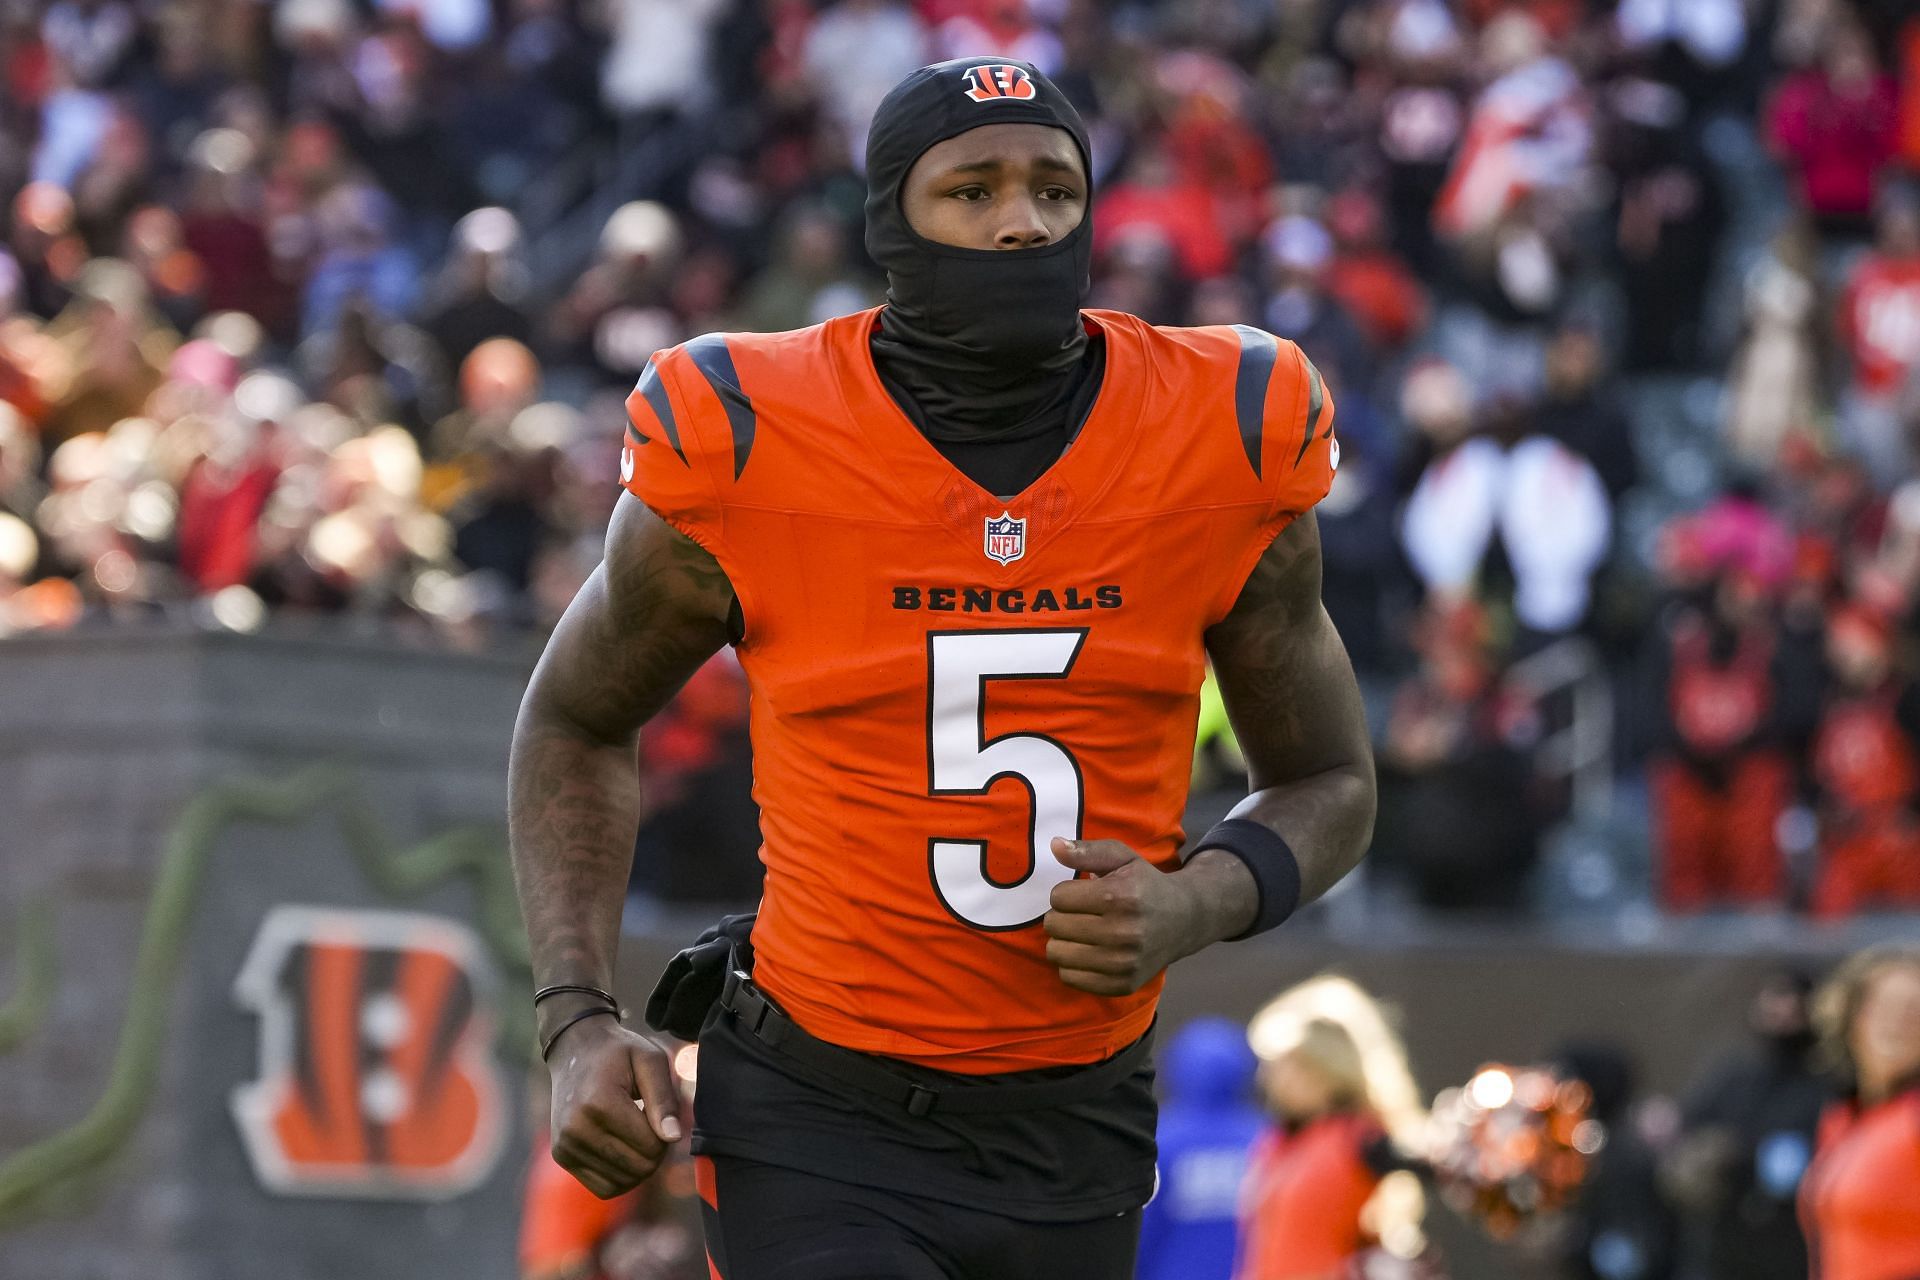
545;1011;684;1198
1042;837;1254;996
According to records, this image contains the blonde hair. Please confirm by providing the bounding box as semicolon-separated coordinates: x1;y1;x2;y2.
1248;975;1429;1260
1814;946;1920;1084
1280;1017;1370;1113
1248;974;1426;1146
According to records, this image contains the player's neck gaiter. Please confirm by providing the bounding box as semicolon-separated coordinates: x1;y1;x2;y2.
864;57;1096;450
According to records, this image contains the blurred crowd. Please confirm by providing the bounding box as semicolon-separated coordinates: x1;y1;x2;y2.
2;0;1920;915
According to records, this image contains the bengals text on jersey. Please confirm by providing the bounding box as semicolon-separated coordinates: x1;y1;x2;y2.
622;307;1336;1073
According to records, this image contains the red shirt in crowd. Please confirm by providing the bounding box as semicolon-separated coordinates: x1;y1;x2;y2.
1328;251;1427;351
175;455;279;594
1667;616;1775;759
182;212;289;335
1898;19;1920;171
1841;254;1920;396
1814;691;1918;813
1096;181;1234;280
1768;70;1899;222
1800;1085;1920;1280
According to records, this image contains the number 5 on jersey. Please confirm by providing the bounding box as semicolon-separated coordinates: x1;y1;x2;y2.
927;629;1088;930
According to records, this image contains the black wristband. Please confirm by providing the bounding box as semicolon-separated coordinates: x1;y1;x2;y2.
1189;818;1302;939
540;1006;619;1062
534;983;619;1008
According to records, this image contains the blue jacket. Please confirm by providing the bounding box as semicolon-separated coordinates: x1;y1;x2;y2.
1137;1017;1267;1280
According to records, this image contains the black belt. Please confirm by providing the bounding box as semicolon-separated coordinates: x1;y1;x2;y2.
716;968;1153;1119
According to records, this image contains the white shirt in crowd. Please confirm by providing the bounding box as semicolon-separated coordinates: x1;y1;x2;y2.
1401;436;1612;635
804;1;930;167
601;0;727;118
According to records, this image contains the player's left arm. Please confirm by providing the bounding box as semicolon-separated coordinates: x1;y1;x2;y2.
1044;512;1375;995
1200;509;1376;894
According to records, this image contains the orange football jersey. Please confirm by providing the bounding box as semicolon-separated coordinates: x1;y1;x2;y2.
622;307;1335;1072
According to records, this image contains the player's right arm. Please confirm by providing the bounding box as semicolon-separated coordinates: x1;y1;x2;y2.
509;493;735;1197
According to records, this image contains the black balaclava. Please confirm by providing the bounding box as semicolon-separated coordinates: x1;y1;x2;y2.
864;57;1097;450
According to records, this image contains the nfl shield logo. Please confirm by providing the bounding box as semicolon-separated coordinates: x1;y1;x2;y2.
984;511;1026;565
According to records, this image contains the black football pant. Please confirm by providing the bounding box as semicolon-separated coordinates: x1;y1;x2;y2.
695;1155;1141;1280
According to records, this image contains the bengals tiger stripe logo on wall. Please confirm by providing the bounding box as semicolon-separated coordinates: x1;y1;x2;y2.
961;64;1037;103
230;906;507;1200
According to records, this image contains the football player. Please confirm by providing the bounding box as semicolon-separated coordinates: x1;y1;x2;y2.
510;57;1375;1280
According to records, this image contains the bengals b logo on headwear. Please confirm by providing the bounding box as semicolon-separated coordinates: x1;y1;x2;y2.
961;64;1037;103
231;906;507;1200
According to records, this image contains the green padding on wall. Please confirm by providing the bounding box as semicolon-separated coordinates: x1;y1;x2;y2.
0;768;526;1226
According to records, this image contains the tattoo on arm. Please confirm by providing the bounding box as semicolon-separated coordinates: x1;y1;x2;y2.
509;497;735;1008
1203;513;1377;901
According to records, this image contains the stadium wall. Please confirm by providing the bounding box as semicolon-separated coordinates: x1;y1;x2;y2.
0;627;536;1280
0;630;1870;1278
